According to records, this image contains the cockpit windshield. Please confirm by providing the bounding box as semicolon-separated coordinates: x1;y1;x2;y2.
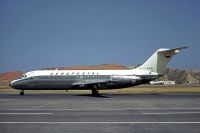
21;73;28;78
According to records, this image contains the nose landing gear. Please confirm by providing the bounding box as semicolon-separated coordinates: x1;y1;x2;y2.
19;90;24;95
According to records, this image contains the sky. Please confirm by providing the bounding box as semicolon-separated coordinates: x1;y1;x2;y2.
0;0;200;72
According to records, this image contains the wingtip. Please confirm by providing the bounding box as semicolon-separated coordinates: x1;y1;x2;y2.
173;46;189;51
180;46;189;49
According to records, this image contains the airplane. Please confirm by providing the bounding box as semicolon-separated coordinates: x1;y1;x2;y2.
9;46;188;96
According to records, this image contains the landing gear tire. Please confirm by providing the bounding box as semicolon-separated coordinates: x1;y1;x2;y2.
20;90;24;95
91;89;99;96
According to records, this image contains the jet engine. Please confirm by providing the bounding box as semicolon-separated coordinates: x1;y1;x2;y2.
110;75;141;84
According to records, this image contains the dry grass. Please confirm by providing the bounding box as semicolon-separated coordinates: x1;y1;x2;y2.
1;85;200;94
102;85;200;94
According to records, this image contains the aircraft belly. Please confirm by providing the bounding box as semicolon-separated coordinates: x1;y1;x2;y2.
12;77;146;90
14;78;76;90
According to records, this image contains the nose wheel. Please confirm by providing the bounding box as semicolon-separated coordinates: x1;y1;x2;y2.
19;90;24;95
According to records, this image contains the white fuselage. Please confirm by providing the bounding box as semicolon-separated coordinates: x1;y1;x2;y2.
10;69;159;90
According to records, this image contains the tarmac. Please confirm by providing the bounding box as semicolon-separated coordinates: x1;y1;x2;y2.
0;92;200;133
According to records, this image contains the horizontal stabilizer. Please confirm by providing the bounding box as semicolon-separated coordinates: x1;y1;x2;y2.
157;46;188;57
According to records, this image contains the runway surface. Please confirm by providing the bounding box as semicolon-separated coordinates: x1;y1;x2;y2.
0;93;200;133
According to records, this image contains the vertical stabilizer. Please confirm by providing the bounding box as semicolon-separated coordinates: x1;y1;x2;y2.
136;47;188;74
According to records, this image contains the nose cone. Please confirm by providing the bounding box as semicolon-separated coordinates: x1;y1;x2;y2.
9;78;26;89
9;79;20;89
9;80;15;88
9;82;12;87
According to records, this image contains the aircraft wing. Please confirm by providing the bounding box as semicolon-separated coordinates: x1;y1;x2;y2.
72;79;110;86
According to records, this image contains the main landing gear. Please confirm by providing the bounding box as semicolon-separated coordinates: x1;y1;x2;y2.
19;90;24;95
91;89;99;96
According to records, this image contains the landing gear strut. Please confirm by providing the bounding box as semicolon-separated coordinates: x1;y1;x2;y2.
19;90;24;95
91;89;99;96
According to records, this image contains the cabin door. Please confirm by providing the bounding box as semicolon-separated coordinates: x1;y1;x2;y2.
28;72;34;78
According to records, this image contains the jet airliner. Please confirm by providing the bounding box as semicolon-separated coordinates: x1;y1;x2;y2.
10;47;188;96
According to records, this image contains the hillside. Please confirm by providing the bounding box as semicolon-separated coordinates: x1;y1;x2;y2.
0;64;199;86
42;64;127;70
161;68;200;84
0;71;23;86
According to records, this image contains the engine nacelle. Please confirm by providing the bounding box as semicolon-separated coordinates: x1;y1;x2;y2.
110;75;141;84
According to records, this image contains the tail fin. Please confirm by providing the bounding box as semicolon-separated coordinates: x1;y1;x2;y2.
136;46;188;74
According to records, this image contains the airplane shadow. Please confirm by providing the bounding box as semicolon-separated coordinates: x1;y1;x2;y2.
76;94;110;98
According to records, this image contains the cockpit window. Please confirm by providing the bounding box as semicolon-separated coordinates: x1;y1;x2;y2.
22;74;28;78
